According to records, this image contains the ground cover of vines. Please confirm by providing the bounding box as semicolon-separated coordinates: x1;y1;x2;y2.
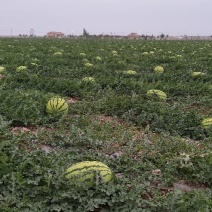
0;38;212;212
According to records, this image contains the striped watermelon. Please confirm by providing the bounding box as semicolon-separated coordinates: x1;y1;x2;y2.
46;97;68;115
16;66;27;72
192;72;206;77
201;118;212;129
154;66;164;74
123;70;137;75
65;161;113;187
0;66;5;73
146;89;167;100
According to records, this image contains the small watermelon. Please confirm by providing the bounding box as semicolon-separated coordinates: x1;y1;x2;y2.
46;97;68;115
146;89;167;100
65;161;113;187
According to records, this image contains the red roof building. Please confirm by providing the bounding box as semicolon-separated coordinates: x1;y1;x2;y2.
47;31;65;38
127;33;140;39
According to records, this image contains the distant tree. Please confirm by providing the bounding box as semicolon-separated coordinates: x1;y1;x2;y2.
160;33;165;39
30;29;35;37
83;28;90;37
141;34;148;40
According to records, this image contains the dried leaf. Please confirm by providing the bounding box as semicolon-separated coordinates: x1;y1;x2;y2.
173;180;191;192
151;169;161;176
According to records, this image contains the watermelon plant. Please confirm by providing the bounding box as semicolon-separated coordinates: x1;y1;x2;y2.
0;37;211;211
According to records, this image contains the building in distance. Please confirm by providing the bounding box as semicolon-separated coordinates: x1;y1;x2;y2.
47;31;65;38
127;33;140;39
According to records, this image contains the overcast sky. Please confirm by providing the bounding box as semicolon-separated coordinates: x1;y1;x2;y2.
0;0;211;36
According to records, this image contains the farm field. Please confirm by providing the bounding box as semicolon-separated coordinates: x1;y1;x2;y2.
0;38;212;211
